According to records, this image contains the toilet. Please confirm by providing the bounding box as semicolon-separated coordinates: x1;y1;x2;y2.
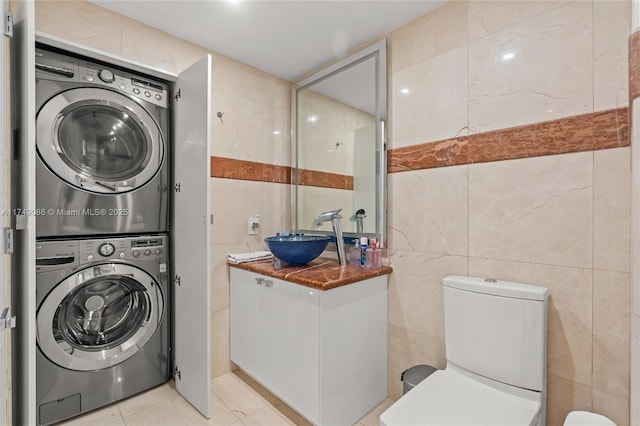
380;275;550;426
564;411;616;425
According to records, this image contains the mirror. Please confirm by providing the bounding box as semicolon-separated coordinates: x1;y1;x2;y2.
293;39;387;243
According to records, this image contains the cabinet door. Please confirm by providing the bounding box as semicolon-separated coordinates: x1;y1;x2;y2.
266;278;319;423
173;55;212;418
11;2;37;424
230;268;267;384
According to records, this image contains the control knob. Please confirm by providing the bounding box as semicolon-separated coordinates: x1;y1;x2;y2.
144;249;151;256
132;251;140;258
98;69;115;83
98;243;115;257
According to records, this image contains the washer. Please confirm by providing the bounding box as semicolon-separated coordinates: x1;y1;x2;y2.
35;235;170;425
35;47;170;238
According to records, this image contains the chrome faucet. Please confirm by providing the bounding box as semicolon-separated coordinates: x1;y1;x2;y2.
354;209;366;234
316;209;347;265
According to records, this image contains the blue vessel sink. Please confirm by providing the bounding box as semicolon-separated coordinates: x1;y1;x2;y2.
264;235;331;265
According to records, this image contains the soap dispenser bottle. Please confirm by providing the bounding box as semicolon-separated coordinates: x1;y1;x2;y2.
360;237;368;266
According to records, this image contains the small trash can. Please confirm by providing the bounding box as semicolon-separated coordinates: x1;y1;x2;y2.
401;364;436;394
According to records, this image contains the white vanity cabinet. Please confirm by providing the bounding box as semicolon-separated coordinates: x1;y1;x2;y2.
229;267;388;426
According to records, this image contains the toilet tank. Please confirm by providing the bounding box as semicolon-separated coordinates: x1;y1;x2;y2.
443;275;549;392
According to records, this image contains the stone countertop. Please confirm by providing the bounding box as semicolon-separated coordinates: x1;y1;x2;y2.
228;257;392;291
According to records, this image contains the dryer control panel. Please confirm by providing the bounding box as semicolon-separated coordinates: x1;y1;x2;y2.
35;47;169;108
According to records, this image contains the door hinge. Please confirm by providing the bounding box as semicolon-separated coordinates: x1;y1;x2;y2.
174;88;181;100
0;307;16;331
173;365;181;380
4;12;13;37
175;275;181;286
3;228;13;253
15;214;27;230
174;182;181;193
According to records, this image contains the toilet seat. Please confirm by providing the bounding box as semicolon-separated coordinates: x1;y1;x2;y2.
564;411;616;426
380;368;541;426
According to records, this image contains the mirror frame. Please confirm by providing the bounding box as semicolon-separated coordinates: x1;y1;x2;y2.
292;38;387;243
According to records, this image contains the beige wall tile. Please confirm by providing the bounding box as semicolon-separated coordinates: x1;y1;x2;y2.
387;324;446;400
468;257;593;386
263;107;291;167
592;389;630;426
297;186;352;232
211;178;264;245
593;270;631;399
211;90;265;162
389;1;467;73
468;1;570;42
388;250;468;339
121;17;206;74
594;148;630;273
213;53;277;106
547;374;592;426
390;165;469;256
212;308;231;379
260;182;291;239
469;152;593;269
391;45;468;148
594;0;631;111
35;0;122;55
468;1;593;134
211;243;250;313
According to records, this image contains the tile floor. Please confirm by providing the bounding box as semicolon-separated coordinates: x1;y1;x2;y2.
59;370;395;426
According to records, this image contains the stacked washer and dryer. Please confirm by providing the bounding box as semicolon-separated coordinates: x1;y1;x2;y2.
34;47;172;425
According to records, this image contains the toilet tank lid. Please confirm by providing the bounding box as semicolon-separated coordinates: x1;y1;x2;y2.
443;275;549;301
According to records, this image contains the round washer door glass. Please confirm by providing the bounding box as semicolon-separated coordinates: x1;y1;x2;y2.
37;263;164;371
36;87;164;193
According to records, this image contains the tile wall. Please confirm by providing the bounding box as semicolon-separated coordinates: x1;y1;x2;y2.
387;1;631;425
33;0;634;425
33;0;292;380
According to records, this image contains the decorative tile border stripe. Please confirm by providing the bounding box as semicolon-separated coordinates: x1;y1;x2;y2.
389;107;629;173
296;169;354;190
210;156;354;190
210;156;291;184
631;30;640;101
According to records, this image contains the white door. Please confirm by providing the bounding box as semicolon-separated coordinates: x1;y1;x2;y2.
10;1;37;424
172;55;211;418
0;1;11;424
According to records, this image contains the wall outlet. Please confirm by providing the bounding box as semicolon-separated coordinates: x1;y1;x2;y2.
248;214;260;235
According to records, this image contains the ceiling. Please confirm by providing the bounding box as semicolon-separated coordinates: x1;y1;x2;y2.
89;0;445;81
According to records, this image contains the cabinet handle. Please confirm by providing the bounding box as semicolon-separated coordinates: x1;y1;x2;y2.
255;278;264;285
264;280;273;287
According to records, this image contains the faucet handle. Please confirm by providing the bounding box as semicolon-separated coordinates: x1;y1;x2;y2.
318;208;342;219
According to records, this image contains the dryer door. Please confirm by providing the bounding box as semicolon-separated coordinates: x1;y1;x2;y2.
36;263;164;371
36;87;164;194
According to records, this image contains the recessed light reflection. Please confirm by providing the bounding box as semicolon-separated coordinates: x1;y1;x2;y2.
502;52;515;61
273;130;281;135
308;116;317;123
400;88;410;95
546;109;554;113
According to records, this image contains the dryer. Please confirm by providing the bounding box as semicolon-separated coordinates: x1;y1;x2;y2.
35;47;170;238
35;235;170;425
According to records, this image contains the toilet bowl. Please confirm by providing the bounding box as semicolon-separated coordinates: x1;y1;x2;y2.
564;411;616;426
380;364;542;425
380;275;550;426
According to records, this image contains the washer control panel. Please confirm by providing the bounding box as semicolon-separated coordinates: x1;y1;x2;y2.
78;235;168;264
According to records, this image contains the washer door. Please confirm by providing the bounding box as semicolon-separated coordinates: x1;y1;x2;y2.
37;263;164;371
36;87;164;193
